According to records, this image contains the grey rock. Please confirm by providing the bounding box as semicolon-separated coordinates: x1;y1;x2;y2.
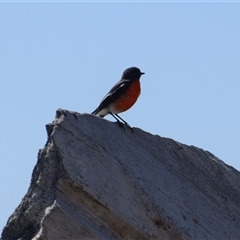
2;109;240;240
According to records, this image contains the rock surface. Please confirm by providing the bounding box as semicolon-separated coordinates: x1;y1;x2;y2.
2;109;240;240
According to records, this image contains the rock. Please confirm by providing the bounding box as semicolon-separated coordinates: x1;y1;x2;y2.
1;109;240;240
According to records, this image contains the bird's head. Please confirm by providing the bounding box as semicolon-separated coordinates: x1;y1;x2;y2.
122;67;145;80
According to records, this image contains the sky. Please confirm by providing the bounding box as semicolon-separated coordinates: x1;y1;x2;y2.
1;1;240;233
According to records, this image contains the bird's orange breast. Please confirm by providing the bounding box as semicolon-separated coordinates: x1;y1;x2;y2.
113;79;141;113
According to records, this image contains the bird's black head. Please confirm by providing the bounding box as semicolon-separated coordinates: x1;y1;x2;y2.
121;67;145;80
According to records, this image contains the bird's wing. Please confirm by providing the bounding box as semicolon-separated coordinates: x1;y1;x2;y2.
92;79;131;115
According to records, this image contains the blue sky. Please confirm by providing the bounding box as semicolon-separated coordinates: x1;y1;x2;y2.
1;2;240;232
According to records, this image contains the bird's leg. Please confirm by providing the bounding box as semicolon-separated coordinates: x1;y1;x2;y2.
115;114;130;127
114;114;133;132
110;113;133;131
110;113;125;129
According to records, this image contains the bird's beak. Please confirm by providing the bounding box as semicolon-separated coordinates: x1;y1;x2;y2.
141;72;145;75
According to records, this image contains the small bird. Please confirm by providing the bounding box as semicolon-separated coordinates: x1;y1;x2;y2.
92;67;145;126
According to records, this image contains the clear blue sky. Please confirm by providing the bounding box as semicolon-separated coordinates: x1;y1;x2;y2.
1;2;240;232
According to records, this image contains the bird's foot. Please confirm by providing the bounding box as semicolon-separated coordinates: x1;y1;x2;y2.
117;121;133;132
117;120;126;129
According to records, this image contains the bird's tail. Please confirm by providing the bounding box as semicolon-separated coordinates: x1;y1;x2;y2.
91;109;98;115
91;108;106;118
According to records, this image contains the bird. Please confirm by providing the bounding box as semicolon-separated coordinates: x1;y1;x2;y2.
92;67;145;127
